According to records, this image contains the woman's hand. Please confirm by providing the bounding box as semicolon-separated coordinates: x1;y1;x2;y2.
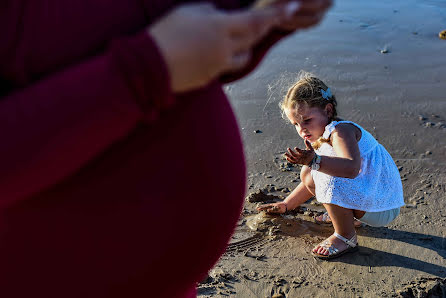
257;202;287;214
148;3;298;93
276;0;333;31
284;139;315;165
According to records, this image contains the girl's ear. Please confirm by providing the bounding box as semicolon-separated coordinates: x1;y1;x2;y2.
324;103;334;119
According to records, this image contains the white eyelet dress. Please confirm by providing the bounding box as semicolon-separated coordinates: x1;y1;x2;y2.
311;121;405;212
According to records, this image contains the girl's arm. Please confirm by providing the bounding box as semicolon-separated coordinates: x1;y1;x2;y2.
257;181;312;213
317;123;361;178
284;181;314;209
285;123;361;179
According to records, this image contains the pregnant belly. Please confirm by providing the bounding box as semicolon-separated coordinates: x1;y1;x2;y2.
0;84;246;297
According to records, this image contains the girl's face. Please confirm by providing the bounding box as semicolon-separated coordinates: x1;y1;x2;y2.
285;104;331;143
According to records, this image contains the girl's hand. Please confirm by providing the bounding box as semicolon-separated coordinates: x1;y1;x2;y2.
148;3;298;93
257;202;287;214
284;139;315;165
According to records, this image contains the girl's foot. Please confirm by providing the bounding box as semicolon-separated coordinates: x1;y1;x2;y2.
312;232;358;260
314;212;364;228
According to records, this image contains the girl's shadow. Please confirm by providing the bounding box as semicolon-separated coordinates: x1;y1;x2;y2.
335;226;446;277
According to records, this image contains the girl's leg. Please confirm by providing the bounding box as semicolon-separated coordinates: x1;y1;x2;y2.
313;204;357;256
301;168;361;256
300;165;315;195
314;209;365;226
354;209;366;219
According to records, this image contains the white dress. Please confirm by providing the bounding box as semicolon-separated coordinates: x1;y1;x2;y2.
311;121;405;212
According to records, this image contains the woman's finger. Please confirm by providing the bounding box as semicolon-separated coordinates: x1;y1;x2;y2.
227;51;252;71
279;14;325;30
226;3;299;52
226;7;280;37
298;0;332;12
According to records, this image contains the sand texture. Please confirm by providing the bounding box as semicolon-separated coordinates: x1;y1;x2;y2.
199;0;446;297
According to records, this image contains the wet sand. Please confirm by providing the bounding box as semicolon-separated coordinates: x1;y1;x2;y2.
199;0;446;296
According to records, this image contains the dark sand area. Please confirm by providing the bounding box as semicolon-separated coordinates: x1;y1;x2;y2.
199;0;446;297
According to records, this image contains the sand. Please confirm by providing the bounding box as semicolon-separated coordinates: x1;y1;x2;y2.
198;0;446;297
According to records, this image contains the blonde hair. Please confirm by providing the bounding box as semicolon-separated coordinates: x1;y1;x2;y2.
279;71;339;149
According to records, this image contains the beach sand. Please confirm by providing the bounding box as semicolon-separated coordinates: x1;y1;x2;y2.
198;0;446;296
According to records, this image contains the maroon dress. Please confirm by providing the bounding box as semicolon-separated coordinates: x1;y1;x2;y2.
0;1;290;297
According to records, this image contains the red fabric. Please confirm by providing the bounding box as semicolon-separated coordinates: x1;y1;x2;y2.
0;1;290;297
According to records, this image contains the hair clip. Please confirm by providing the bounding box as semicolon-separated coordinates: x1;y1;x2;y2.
320;88;332;100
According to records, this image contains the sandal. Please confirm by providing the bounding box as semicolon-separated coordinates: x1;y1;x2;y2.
314;212;364;228
311;232;359;260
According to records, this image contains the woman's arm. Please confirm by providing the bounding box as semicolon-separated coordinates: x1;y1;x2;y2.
0;2;293;206
0;32;173;207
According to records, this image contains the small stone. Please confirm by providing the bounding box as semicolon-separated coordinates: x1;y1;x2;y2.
254;130;262;133
380;49;389;54
398;166;403;171
425;150;432;155
424;122;434;127
418;115;426;121
439;29;446;40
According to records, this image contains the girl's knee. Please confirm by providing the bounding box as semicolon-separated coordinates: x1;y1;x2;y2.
300;166;315;190
353;209;366;219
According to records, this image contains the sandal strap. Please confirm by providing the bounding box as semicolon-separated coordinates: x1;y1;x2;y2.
321;212;331;222
319;240;339;255
333;232;357;248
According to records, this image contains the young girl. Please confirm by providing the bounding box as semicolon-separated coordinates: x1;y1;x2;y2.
258;72;404;260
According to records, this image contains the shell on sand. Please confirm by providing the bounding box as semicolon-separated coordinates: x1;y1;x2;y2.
439;30;446;40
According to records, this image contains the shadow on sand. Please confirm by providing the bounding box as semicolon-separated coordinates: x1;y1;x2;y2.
332;226;446;277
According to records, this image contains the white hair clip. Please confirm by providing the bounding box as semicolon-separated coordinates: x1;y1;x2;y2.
320;88;332;100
